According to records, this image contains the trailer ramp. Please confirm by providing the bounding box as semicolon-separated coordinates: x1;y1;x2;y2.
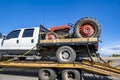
0;60;120;78
82;60;120;77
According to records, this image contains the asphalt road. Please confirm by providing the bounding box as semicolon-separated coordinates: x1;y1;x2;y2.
0;57;120;80
0;68;38;80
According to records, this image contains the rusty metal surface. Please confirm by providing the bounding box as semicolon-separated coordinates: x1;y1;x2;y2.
40;38;98;43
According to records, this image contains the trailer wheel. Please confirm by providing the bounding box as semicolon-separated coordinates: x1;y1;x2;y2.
62;69;80;80
18;57;26;60
38;68;57;80
56;46;76;63
45;32;58;40
74;17;101;38
0;54;3;61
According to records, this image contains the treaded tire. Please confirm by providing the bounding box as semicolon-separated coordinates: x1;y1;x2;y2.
62;69;80;80
45;32;58;40
56;46;76;63
38;68;57;80
74;17;101;38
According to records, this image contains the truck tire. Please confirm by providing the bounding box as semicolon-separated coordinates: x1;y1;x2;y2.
62;69;80;80
74;17;101;38
45;32;58;40
0;54;3;61
38;68;57;80
56;46;76;63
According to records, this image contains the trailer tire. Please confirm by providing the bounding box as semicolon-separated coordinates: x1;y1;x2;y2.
45;32;58;40
74;17;101;38
56;46;76;63
62;69;80;80
18;57;26;60
38;68;57;80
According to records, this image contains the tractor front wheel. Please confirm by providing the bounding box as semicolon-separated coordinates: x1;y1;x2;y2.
45;32;58;40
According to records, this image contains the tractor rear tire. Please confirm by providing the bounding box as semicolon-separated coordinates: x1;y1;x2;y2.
74;17;101;38
56;46;76;63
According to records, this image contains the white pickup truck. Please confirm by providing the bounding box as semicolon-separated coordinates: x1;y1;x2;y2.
0;27;40;59
0;27;98;62
0;17;101;63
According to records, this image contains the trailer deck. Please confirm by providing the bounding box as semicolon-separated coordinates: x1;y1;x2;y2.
40;38;98;45
0;60;120;78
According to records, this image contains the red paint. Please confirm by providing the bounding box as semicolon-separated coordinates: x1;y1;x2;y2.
80;23;95;37
50;25;71;32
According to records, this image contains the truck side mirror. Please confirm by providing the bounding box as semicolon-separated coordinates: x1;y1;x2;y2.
0;32;2;39
3;36;7;40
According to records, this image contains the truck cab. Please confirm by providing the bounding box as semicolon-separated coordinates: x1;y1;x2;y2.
0;27;40;56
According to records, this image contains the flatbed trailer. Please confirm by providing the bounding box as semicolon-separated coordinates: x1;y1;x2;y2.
0;59;120;80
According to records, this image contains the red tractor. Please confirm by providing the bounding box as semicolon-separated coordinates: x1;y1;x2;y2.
44;17;101;40
45;25;71;40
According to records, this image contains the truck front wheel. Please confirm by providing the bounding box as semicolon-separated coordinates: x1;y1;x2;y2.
56;46;76;63
38;68;57;80
62;69;80;80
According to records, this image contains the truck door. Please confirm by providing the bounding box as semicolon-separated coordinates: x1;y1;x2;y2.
1;30;20;52
19;28;37;50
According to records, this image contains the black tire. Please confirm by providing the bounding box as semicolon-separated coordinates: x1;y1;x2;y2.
62;69;80;80
0;54;3;61
74;17;101;38
18;57;26;60
45;32;58;40
56;46;76;63
38;68;57;80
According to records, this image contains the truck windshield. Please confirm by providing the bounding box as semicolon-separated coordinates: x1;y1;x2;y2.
6;30;20;39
